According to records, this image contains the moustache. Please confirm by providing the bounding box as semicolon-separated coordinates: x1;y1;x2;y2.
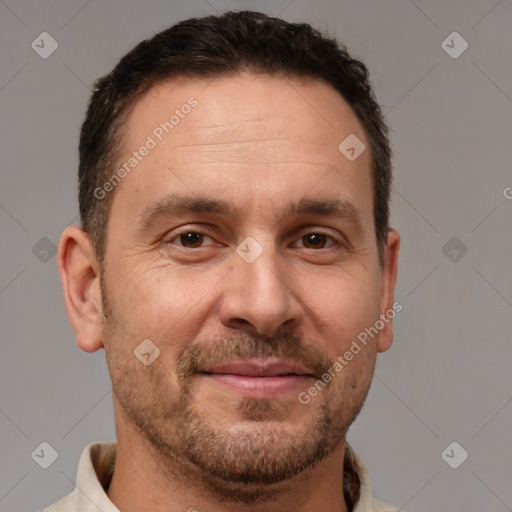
176;331;334;382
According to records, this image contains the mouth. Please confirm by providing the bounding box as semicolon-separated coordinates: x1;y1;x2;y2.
200;358;315;398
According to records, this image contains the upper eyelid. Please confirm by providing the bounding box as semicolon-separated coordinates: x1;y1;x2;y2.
292;231;340;247
167;230;217;245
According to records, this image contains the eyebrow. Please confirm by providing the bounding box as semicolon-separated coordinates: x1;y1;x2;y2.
137;195;237;231
137;194;364;232
281;198;363;228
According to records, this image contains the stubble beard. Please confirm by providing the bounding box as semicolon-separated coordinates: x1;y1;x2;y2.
100;277;371;504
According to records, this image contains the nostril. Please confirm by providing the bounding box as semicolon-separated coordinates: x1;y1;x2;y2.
229;318;254;329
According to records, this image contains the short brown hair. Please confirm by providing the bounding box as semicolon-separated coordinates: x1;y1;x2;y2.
79;10;392;266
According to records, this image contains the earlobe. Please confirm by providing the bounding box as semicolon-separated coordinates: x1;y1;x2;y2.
377;229;400;353
57;225;104;353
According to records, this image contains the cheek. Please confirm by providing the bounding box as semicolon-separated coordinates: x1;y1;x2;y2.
108;258;226;354
307;265;381;340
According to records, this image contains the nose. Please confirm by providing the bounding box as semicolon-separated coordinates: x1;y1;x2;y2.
219;245;304;338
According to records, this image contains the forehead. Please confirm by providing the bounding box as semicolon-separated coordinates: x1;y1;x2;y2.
110;73;373;226
125;73;366;154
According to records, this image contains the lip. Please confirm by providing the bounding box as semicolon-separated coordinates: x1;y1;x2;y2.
201;358;314;398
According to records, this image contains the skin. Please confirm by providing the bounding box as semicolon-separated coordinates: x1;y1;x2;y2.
58;73;400;512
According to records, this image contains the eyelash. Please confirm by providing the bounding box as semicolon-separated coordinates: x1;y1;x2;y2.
171;231;218;248
165;229;341;250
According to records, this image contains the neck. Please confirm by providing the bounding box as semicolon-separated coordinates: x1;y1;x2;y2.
107;417;350;512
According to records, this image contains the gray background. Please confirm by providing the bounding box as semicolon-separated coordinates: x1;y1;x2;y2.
1;1;511;511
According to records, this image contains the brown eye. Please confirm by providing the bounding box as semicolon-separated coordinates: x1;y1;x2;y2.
302;233;328;249
178;232;204;248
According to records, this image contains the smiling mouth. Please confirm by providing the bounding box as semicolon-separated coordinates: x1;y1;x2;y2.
200;358;315;398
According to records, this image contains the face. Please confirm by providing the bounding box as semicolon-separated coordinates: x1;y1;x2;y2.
98;74;397;501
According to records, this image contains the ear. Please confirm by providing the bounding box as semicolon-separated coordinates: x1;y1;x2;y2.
57;225;104;352
376;229;400;353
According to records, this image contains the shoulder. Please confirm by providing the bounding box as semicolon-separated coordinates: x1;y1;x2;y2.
371;497;400;512
40;489;75;511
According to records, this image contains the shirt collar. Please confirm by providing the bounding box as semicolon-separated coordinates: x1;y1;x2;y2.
74;441;118;512
71;440;381;511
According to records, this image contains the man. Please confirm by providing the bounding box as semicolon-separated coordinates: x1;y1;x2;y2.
50;9;400;512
